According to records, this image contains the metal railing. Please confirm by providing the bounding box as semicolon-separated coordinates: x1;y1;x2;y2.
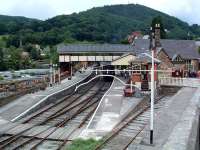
159;77;200;88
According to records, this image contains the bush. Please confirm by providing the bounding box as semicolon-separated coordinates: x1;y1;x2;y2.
0;75;4;80
198;47;200;54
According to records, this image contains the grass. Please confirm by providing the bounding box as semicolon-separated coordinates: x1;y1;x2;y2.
66;138;102;150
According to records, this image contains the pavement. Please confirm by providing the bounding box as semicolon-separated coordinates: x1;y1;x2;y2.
0;69;91;121
128;87;199;150
80;77;143;139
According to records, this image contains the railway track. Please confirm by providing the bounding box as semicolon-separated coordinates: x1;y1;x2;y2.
22;79;101;125
94;95;172;150
0;79;112;150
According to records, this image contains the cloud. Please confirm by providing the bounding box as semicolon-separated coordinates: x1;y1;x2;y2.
0;0;56;19
0;0;199;24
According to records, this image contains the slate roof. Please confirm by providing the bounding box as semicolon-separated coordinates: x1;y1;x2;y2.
57;39;200;60
57;43;133;54
133;39;200;59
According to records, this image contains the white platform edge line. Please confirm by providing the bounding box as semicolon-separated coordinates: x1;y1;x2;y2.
11;71;92;122
83;78;116;132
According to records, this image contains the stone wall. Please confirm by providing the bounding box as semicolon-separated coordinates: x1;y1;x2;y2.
157;50;199;72
157;50;173;70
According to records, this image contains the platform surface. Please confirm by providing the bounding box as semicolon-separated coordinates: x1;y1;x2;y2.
128;87;199;150
0;70;91;121
80;78;143;139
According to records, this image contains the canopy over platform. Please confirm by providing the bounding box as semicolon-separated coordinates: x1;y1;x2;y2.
111;52;161;66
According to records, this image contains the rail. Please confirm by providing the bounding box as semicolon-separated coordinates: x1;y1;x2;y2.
75;74;137;92
11;70;92;122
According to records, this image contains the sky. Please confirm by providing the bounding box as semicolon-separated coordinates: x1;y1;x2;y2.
0;0;200;25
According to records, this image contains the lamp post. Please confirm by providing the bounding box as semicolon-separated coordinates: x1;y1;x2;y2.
53;64;58;84
149;26;155;145
58;65;61;84
70;62;73;79
50;61;53;87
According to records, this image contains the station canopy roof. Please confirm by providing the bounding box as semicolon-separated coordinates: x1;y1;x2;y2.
57;43;133;54
111;52;160;66
57;39;200;60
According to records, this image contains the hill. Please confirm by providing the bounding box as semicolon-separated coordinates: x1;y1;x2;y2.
1;4;200;46
0;15;41;34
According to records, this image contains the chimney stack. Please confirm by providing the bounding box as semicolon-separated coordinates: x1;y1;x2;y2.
154;24;161;47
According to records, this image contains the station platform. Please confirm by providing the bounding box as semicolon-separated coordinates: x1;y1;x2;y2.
128;87;200;150
0;69;91;121
80;78;143;139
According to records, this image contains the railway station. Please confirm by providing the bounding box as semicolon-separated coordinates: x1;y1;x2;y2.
0;25;199;150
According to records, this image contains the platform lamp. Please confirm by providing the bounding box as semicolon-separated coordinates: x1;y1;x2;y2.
49;60;53;87
58;64;61;84
53;64;58;84
149;25;155;145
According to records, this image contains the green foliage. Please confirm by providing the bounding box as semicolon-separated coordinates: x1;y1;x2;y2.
1;4;200;47
0;35;7;47
6;47;22;70
50;47;59;64
0;75;4;80
0;15;41;34
21;57;31;69
66;138;101;150
190;24;200;39
120;38;129;44
0;47;6;70
0;46;33;71
167;27;188;39
198;47;200;54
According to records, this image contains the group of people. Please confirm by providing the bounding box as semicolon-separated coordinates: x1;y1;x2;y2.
172;69;200;78
119;71;130;79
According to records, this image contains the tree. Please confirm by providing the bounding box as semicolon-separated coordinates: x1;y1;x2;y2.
151;16;166;39
0;48;6;71
198;47;200;54
167;27;188;39
6;47;22;70
49;47;58;64
30;47;40;60
0;23;7;34
6;35;20;47
21;56;31;69
190;24;200;36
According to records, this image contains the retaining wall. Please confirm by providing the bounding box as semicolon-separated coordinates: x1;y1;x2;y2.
162;88;200;150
